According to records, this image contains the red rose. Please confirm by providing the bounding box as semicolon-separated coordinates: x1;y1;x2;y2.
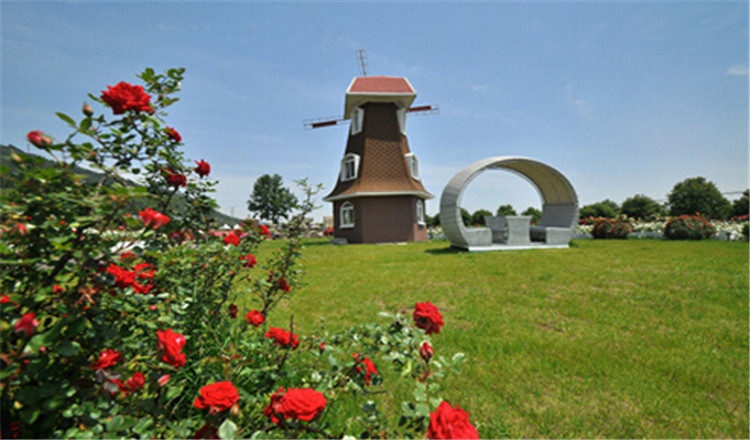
265;327;299;348
192;422;219;439
427;401;479;440
246;310;264;327
420;341;434;362
193;381;240;414
413;301;444;335
106;263;136;289
119;251;136;261
239;253;257;268
165;171;187;188
278;277;291;292
263;387;327;424
139;207;170;228
224;233;240;246
124;372;145;391
13;222;27;235
259;224;271;237
228;304;239;318
355;355;378;385
157;328;186;368
0;295;11;304
164;127;182;142
53;285;65;295
91;348;121;370
194;159;211;178
100;81;153;115
27;130;51;147
14;312;39;336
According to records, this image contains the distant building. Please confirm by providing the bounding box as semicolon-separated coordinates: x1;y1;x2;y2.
323;76;433;243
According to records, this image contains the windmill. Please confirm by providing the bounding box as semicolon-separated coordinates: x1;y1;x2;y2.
307;50;438;244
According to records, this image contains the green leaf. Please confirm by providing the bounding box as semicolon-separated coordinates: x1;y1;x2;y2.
166;385;184;401
133;417;153;435
56;112;77;128
415;403;431;418
106;415;124;432
218;419;237;440
58;341;82;357
451;352;467;364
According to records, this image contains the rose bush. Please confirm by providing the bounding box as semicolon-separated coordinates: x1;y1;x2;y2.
0;68;475;439
663;214;715;240
591;218;632;239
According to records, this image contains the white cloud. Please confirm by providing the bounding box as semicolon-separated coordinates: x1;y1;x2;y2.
726;64;749;76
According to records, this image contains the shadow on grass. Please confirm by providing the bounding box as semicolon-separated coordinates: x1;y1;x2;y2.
425;245;464;255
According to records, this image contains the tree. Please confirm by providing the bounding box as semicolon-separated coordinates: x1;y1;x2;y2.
495;204;517;216
579;199;620;219
731;189;749;218
471;209;493;226
621;194;664;220
667;177;731;219
426;212;440;227
247;174;298;224
521;206;542;224
460;208;472;226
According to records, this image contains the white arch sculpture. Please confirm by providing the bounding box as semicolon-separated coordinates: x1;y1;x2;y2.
440;156;579;250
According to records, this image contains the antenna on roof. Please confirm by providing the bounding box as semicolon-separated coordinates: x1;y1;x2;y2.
356;49;369;77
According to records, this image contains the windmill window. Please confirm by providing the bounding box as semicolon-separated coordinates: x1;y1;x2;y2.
340;202;355;228
340;153;360;182
350;108;365;135
416;199;425;225
405;153;420;180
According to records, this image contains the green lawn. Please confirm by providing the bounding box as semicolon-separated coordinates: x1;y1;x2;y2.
249;238;749;439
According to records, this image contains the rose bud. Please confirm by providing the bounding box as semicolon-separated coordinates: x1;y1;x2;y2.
420;341;434;362
83;103;94;116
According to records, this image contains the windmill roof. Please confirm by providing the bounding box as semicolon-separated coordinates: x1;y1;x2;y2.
344;76;417;118
347;76;415;94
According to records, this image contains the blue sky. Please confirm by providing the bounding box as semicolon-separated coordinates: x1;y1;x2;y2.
3;1;748;222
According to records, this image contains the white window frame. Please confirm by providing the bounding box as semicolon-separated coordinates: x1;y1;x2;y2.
350;107;364;135
340;202;355;229
397;108;407;135
340;153;360;182
416;199;425;225
405;153;420;181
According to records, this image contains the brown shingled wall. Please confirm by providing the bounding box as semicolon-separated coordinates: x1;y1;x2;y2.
333;196;427;244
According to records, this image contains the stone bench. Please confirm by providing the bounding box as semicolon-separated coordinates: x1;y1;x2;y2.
530;225;573;245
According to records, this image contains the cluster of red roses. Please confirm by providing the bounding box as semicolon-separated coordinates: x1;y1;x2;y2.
99;81;210;186
265;327;299;348
105;261;157;294
225;303;265;327
87;327;186;398
191;382;327;431
353;353;379;386
89;349;147;397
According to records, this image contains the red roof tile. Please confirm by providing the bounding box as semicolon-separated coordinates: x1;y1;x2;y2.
348;76;415;94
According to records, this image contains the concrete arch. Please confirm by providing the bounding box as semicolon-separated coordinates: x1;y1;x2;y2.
440;156;579;249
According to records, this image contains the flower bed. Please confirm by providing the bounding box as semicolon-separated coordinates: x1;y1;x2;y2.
576;216;748;241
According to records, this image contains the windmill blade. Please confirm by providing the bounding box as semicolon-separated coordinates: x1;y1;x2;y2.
303;116;348;130
407;104;440;116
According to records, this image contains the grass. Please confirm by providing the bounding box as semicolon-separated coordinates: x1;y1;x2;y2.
245;238;749;439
